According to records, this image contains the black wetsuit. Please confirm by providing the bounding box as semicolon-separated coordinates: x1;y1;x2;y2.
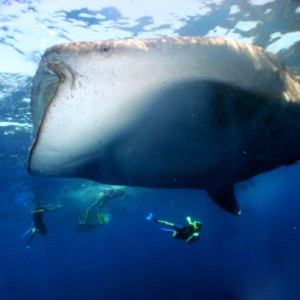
174;223;202;240
32;210;47;234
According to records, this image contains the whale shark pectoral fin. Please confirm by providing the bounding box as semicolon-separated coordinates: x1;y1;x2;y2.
206;185;241;216
284;155;300;166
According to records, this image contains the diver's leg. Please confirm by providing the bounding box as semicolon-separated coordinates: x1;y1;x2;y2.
96;198;106;211
84;196;108;225
26;228;38;248
97;209;105;224
86;202;97;213
146;213;169;225
156;219;175;228
155;219;183;231
146;214;182;230
84;203;98;224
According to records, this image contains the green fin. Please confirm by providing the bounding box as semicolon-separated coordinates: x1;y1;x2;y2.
206;185;241;215
97;212;105;224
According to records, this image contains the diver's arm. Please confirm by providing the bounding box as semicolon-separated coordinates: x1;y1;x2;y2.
147;214;178;228
26;228;38;248
84;209;92;224
186;217;202;230
156;219;175;228
186;232;200;244
44;204;62;212
186;216;193;225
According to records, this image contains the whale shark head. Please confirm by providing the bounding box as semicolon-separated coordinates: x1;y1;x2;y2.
28;37;300;215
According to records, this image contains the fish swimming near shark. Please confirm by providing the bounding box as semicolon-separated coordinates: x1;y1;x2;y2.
28;37;300;215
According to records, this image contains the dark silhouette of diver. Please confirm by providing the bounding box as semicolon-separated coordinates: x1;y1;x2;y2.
76;187;126;232
146;213;202;244
25;204;61;248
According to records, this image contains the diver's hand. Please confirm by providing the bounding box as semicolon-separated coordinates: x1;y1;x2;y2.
186;232;199;244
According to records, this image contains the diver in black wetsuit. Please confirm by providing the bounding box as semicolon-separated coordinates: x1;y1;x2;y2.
146;213;202;244
26;204;61;248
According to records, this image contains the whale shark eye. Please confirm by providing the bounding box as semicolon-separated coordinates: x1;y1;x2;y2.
101;44;113;57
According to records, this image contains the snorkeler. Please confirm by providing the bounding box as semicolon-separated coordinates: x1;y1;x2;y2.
76;187;126;232
25;203;62;248
146;213;202;244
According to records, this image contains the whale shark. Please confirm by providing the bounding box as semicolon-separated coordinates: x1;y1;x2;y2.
28;37;300;215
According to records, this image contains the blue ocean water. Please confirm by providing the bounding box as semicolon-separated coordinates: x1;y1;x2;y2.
1;0;300;299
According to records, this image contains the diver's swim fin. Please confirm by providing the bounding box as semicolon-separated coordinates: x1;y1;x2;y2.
206;185;241;215
160;228;174;232
20;227;32;240
146;213;154;221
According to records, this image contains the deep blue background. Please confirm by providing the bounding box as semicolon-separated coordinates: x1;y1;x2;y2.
2;146;300;299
